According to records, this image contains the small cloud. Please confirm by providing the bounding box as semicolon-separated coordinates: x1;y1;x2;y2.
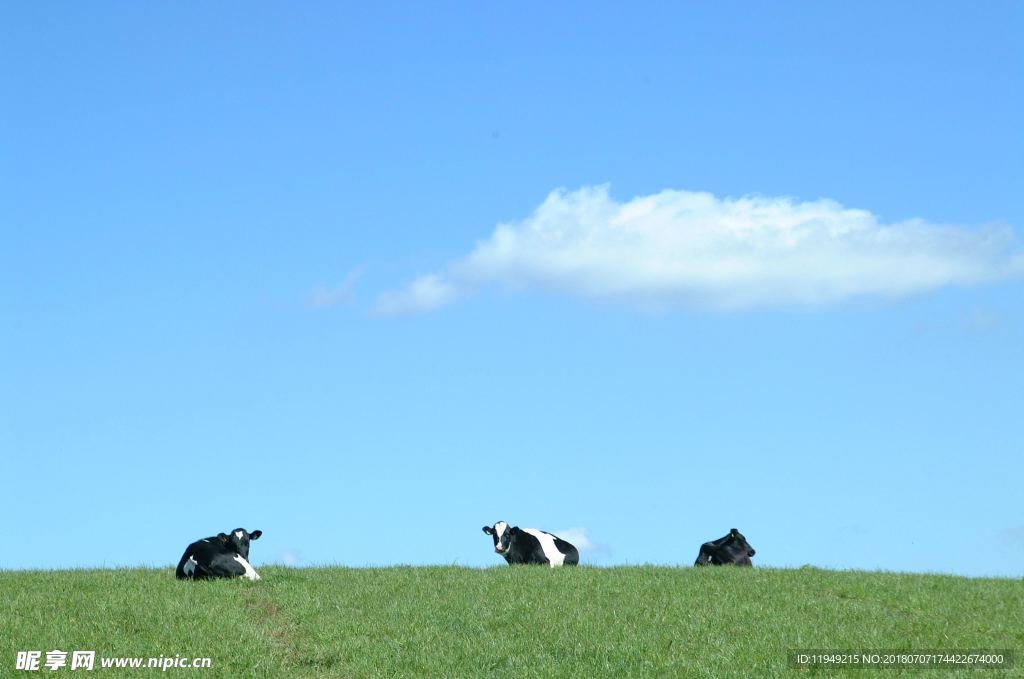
373;273;460;316
963;306;1006;332
276;549;302;567
1002;525;1024;549
913;305;1010;336
307;266;365;309
554;527;605;555
377;185;1023;314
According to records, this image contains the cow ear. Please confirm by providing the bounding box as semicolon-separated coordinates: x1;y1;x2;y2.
216;533;229;542
730;528;739;537
482;526;494;535
249;530;262;540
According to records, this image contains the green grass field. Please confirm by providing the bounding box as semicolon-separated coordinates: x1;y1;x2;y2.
1;566;1020;677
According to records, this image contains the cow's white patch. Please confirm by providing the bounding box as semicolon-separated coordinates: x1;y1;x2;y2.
234;530;244;540
183;555;198;577
493;521;508;552
233;554;261;581
522;528;566;567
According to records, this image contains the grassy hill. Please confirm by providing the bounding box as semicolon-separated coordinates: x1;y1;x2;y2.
1;566;1020;677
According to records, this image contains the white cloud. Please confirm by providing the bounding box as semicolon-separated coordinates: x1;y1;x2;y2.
276;549;302;566
308;266;365;309
375;185;1023;313
374;273;460;316
962;306;1007;333
1003;525;1024;549
554;527;597;553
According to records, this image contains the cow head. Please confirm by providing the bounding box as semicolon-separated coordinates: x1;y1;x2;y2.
217;528;263;560
482;521;516;555
727;528;755;559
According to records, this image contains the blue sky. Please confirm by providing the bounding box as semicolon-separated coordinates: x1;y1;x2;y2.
2;3;1021;576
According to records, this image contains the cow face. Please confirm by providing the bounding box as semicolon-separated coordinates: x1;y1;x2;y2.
482;521;515;555
727;528;755;558
218;528;262;560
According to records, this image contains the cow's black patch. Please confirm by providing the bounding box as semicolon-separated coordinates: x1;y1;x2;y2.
694;528;755;567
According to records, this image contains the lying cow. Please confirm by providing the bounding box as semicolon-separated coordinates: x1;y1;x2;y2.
175;528;263;581
694;528;755;566
482;521;579;567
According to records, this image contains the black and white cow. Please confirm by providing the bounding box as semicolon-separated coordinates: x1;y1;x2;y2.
175;528;263;581
482;521;579;567
694;528;755;567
